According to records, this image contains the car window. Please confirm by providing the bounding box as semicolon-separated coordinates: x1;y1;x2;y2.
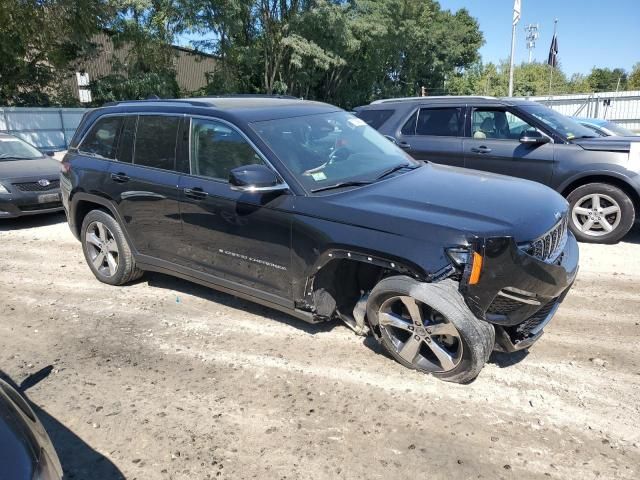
116;116;137;163
581;123;606;137
471;109;536;140
402;108;463;137
134;115;180;170
0;136;42;160
356;109;394;129
79;116;123;159
190;118;264;180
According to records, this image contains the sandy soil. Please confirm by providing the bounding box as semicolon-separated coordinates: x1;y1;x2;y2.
1;212;639;480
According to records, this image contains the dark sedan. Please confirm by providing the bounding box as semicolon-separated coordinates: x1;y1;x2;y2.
0;133;63;219
356;96;640;244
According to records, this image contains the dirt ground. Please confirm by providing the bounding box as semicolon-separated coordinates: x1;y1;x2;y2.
1;212;639;480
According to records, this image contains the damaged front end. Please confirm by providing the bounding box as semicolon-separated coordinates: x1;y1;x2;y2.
448;221;579;352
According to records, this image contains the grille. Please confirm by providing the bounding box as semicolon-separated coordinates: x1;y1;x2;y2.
513;299;558;338
13;180;60;192
19;201;62;212
523;216;568;264
487;295;525;315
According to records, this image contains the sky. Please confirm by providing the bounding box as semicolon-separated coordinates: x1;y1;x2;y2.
438;0;640;75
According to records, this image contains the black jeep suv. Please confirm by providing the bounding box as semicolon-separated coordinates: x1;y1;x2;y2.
356;96;640;244
60;97;578;383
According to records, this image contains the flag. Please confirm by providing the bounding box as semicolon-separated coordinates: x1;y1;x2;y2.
548;34;558;67
513;0;521;25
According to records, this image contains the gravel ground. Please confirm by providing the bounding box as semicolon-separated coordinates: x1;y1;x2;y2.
1;212;639;480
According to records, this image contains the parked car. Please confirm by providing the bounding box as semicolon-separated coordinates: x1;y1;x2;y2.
0;133;63;218
60;97;578;383
0;378;63;480
355;96;640;243
572;117;638;137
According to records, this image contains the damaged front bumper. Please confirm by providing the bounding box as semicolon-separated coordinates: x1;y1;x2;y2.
461;232;579;352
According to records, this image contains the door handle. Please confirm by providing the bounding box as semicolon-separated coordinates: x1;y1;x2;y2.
471;146;492;154
110;172;130;183
183;187;208;200
398;141;411;149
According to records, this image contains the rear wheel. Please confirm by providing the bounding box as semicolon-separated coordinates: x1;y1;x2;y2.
367;277;494;383
81;210;143;285
567;183;634;243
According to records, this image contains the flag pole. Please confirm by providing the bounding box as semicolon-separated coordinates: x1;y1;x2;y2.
508;0;521;97
548;18;558;96
508;22;517;97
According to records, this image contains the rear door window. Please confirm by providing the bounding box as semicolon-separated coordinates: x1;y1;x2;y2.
415;108;464;137
133;115;181;170
356;109;394;129
79;116;123;159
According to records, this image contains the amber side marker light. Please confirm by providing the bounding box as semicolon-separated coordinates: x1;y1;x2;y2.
468;252;483;285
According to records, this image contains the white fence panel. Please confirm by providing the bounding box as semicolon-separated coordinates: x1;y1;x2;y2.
520;91;640;131
0;107;89;150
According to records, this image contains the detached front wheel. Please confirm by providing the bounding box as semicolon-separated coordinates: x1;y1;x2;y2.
367;277;494;384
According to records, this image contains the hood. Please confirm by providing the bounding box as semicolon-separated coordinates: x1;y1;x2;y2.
0;157;60;181
305;163;568;243
573;136;640;153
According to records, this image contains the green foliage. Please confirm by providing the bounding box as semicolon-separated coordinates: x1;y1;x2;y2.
90;72;180;104
585;67;627;92
0;0;105;105
629;63;640;90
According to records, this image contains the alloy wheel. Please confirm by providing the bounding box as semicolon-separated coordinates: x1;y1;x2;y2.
571;193;621;237
85;221;120;277
378;296;463;372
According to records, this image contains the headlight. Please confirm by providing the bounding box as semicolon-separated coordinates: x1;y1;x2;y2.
445;247;470;267
0;183;10;194
445;246;483;285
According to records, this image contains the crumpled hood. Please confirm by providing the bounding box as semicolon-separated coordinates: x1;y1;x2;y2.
306;163;569;243
573;136;640;153
0;157;60;181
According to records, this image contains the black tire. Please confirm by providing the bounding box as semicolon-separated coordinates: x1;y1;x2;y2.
81;209;143;286
366;276;494;384
566;183;635;244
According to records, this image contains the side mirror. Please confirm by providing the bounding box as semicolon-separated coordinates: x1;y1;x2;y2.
44;151;55;157
520;130;550;145
229;164;288;193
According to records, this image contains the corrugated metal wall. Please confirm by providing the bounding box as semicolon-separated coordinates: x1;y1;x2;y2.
520;90;640;131
0;108;88;150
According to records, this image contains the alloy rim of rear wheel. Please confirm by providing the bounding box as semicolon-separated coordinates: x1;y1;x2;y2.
571;193;621;237
85;221;120;277
377;296;463;373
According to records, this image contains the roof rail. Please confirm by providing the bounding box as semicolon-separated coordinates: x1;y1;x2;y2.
103;94;301;108
370;95;497;105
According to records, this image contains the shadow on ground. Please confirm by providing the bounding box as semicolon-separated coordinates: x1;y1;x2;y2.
0;368;125;480
0;212;66;232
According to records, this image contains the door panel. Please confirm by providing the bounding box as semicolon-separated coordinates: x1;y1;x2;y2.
464;108;555;185
395;107;465;167
107;114;184;263
178;117;293;301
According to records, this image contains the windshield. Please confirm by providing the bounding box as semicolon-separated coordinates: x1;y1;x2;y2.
0;136;43;160
602;121;637;136
251;112;417;192
521;105;596;140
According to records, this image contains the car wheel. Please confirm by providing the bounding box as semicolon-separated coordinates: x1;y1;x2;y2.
366;276;494;384
567;183;635;244
81;210;143;286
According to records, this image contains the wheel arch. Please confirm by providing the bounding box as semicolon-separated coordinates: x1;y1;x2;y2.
70;193;124;240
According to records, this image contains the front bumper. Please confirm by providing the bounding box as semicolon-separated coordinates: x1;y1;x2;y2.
462;232;579;351
0;189;63;218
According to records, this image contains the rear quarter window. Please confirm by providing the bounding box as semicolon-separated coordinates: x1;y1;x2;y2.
355;109;394;129
79;116;123;159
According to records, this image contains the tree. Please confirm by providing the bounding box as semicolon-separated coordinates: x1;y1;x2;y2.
586;67;627;92
0;0;105;105
626;63;640;90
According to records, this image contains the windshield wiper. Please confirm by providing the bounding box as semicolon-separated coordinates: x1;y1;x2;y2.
375;163;418;180
311;180;373;193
